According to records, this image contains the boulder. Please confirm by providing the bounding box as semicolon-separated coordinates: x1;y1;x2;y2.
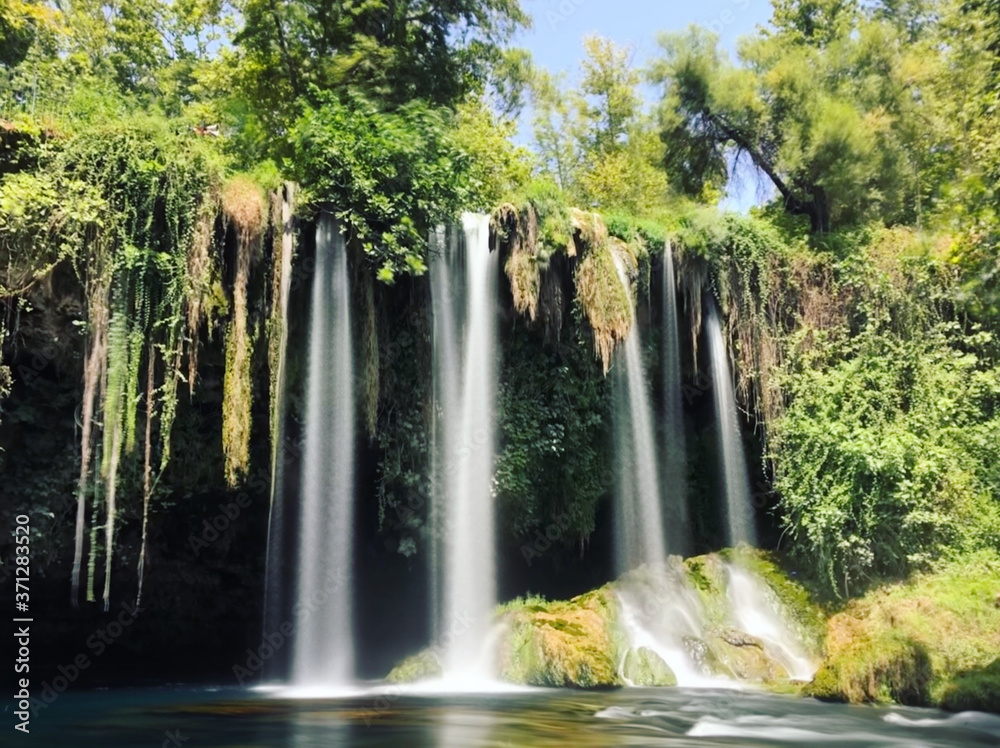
498;589;622;688
706;627;789;682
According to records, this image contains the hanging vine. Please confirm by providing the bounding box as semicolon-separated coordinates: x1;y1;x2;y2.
15;117;229;606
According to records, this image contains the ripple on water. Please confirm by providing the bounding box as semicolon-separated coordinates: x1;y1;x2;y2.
884;710;1000;740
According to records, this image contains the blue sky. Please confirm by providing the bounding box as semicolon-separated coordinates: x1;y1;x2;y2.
515;0;773;77
513;0;777;210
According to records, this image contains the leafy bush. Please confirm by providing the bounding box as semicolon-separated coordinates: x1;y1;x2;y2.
494;316;611;545
774;323;1000;597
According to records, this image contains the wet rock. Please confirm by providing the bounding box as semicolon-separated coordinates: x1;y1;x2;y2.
716;627;764;648
622;646;677;686
706;628;789;682
683;635;724;676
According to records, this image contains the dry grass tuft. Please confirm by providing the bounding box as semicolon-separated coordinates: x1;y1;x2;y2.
575;236;633;373
222;176;266;486
494;202;542;320
221;176;266;242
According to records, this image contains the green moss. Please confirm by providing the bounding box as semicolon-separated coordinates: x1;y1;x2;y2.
497;594;549;614
940;660;1000;713
724;546;827;654
809;631;933;705
498;586;623;688
682;554;730;629
808;551;1000;712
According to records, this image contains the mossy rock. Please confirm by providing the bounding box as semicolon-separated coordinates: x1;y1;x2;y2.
719;546;826;656
386;649;442;684
622;647;677;686
498;587;622;688
807;631;932;705
683;554;731;630
683;636;724;676
808;553;1000;713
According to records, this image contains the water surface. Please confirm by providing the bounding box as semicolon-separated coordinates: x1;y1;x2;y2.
23;686;1000;747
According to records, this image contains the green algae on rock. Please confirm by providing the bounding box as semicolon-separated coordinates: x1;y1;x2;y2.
807;551;1000;713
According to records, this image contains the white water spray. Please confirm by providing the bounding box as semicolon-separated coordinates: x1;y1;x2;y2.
615;561;815;687
615;566;717;687
263;183;295;661
726;565;816;681
661;241;688;554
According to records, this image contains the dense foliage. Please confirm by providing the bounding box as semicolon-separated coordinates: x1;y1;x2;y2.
495;314;611;545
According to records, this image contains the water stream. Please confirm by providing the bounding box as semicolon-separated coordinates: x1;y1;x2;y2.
660;241;688;555
726;564;816;681
611;251;667;573
33;687;1000;747
706;303;756;547
429;214;500;685
291;213;355;687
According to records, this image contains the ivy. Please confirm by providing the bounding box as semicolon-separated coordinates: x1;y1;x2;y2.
495;312;611;546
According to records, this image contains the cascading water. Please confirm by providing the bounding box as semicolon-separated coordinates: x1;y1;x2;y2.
291;213;355;687
706;303;756;547
430;214;499;684
726;565;816;681
660;241;688;555
611;251;667;574
615;565;717;687
615;560;816;688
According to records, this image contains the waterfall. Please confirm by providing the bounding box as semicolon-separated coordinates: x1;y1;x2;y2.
611;252;667;574
725;565;817;681
706;303;756;547
616;567;716;687
660;241;688;555
430;214;499;683
291;213;355;687
615;560;816;687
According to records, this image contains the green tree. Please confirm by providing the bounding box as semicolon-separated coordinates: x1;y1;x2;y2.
650;7;937;232
0;0;56;69
234;0;527;139
530;35;668;215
